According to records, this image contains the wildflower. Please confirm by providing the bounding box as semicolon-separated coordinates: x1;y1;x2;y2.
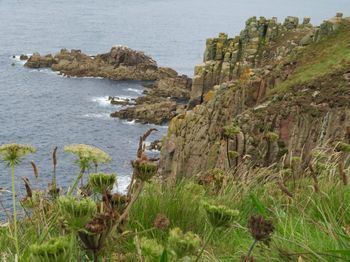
89;173;116;194
0;143;36;166
21;191;42;209
336;142;350;153
202;201;239;228
133;161;158;182
153;213;170;230
228;150;240;159
0;143;35;255
139;237;164;261
264;132;279;142
64;144;111;195
29;237;70;262
223;124;241;139
248;215;274;245
168;227;201;258
58;196;96;231
110;193;129;212
64;144;111;166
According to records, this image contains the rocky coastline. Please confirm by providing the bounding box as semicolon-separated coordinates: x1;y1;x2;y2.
159;13;350;179
24;46;192;125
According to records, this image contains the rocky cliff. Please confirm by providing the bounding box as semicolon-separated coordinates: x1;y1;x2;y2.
160;13;350;179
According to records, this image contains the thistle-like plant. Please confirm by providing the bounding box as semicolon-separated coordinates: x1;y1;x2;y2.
89;173;116;194
168;227;201;259
29;237;70;262
64;144;111;195
244;215;274;260
58;196;97;231
0;143;36;255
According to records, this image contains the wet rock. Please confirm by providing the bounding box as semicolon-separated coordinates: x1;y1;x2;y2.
25;53;55;68
25;46;160;80
148;140;162;151
108;96;135;106
20;54;28;60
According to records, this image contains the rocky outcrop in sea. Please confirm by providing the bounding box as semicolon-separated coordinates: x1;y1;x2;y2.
24;46;192;124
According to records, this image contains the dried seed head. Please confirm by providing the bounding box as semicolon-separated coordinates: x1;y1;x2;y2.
153;213;170;230
242;256;256;262
53;146;58;167
31;161;39;179
248;215;274;245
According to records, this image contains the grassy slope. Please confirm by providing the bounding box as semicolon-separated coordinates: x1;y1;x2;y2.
273;20;350;94
124;164;350;261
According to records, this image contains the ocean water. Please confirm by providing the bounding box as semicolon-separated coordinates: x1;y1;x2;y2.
0;0;349;207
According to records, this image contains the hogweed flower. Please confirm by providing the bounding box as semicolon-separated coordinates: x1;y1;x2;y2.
89;173;116;194
64;144;111;195
0;143;35;255
64;144;111;165
134;161;158;182
29;237;70;262
139;237;164;261
248;215;274;245
168;227;201;258
58;196;96;231
223;124;241;139
202;201;239;228
228;150;240;159
0;143;36;166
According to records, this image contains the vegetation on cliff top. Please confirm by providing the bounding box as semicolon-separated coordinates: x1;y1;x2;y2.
274;20;350;93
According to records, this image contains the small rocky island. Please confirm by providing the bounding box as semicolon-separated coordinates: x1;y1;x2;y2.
24;46;192;124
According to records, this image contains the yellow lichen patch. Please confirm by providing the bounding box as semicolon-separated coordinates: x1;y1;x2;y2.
203;90;216;103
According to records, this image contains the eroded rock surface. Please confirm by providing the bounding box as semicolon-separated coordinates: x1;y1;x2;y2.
24;46;192;124
160;14;350;179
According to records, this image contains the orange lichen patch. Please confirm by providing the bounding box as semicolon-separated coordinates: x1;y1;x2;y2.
203;90;216;102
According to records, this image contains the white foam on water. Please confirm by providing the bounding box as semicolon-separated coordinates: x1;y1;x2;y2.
123;120;136;125
91;96;111;107
11;54;32;65
82;113;111;120
126;88;143;95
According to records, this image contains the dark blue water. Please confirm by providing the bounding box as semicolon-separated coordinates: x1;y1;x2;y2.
0;0;349;207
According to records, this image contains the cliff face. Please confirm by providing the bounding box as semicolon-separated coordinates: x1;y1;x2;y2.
160;13;350;179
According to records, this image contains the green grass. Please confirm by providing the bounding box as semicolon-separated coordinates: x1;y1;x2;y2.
273;21;350;94
0;153;350;261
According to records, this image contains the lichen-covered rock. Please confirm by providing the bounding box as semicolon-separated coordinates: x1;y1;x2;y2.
188;14;347;109
25;46;161;81
25;46;192;124
159;14;350;179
